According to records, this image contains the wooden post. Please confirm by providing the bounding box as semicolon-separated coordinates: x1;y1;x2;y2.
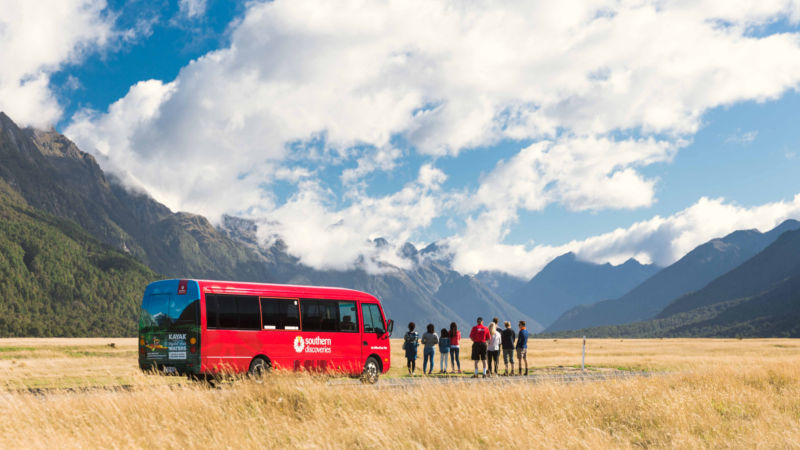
582;336;586;372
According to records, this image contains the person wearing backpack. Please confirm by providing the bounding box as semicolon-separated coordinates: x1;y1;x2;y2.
403;322;420;376
438;329;450;373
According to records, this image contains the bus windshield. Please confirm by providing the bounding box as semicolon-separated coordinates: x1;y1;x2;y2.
140;293;199;332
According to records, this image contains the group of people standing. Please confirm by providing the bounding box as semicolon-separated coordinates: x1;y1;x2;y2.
402;317;529;378
403;322;463;375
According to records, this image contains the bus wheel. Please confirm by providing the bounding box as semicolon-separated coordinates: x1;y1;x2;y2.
248;356;271;382
361;357;380;384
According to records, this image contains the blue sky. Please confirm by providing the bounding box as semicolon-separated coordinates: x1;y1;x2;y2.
3;0;800;278
50;0;244;127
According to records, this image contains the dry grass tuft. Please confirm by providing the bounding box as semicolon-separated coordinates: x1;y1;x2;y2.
0;338;798;448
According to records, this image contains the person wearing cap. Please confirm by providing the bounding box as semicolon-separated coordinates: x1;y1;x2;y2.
469;317;490;378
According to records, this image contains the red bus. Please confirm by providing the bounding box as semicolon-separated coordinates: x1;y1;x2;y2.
138;279;394;383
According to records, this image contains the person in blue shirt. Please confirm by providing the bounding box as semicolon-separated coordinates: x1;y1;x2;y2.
516;320;529;376
438;329;450;373
403;322;420;376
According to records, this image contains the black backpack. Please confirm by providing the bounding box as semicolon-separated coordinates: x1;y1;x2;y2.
403;332;417;350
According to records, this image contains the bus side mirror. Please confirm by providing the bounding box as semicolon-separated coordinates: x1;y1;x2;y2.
386;319;394;336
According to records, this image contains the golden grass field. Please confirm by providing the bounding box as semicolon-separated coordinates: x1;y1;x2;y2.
0;337;799;448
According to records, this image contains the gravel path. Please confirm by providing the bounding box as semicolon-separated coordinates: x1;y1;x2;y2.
329;369;653;388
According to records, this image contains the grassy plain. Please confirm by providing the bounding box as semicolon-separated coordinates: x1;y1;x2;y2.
0;338;798;448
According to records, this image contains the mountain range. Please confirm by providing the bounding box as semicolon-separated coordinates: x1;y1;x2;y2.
1;109;798;338
219;215;541;331
0;112;537;335
546;219;800;332
545;228;800;338
495;252;659;328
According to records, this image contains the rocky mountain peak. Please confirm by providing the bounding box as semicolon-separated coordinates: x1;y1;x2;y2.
400;242;418;259
26;128;86;160
221;215;260;246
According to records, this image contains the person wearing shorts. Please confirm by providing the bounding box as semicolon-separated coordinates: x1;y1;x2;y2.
469;317;490;378
501;321;516;375
516;321;529;376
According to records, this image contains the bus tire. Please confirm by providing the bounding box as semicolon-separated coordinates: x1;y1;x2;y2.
361;357;380;384
248;356;271;381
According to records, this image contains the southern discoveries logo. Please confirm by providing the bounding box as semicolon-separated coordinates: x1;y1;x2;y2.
293;336;304;353
294;336;332;354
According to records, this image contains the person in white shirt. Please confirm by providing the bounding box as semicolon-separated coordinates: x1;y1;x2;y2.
486;322;502;376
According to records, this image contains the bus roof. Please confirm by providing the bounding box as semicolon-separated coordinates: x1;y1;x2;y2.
147;279;381;302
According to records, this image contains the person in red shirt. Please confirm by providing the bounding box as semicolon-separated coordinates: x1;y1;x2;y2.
449;322;462;373
469;317;491;378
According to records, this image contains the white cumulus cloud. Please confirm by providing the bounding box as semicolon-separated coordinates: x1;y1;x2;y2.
254;164;448;272
61;0;800;273
0;0;116;127
448;195;800;278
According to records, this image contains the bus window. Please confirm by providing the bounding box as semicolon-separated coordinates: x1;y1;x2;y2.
206;295;219;328
218;297;238;328
171;299;199;328
206;294;260;330
337;301;357;332
300;300;339;332
169;295;199;328
260;298;300;330
238;297;260;330
362;303;385;334
141;294;169;332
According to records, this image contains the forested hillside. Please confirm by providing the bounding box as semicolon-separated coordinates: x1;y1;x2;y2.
0;112;271;281
0;180;158;336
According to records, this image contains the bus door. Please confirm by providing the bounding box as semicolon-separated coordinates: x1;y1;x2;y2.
360;302;389;366
259;297;301;370
297;299;360;373
335;301;361;373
